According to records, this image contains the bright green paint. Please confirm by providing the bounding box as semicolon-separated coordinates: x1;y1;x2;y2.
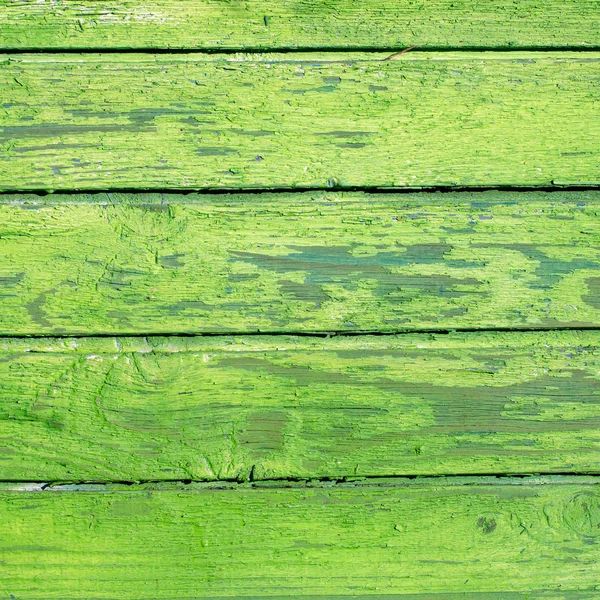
1;53;599;191
1;478;600;597
2;191;600;335
2;7;599;595
1;0;598;50
2;330;600;481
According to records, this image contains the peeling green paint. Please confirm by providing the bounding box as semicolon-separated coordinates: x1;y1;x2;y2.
0;53;599;190
2;4;600;594
1;191;600;334
0;0;598;50
1;479;599;597
1;330;600;481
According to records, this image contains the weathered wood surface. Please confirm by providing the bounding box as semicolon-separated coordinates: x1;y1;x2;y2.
1;53;599;191
1;0;599;50
2;331;600;481
1;478;599;597
2;191;600;335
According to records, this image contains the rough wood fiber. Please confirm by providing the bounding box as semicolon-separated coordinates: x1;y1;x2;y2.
1;478;600;597
2;191;600;335
1;0;599;50
1;53;599;191
2;331;600;481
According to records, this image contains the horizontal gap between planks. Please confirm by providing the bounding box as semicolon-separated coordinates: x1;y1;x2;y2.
4;325;600;340
2;46;600;55
2;474;599;490
1;184;600;199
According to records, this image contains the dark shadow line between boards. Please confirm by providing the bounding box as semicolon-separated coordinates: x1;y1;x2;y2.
1;46;600;55
1;184;600;198
4;325;600;341
1;472;599;489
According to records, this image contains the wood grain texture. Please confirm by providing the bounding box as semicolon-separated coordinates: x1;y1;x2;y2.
2;331;600;481
1;478;600;597
1;0;599;50
2;191;600;335
1;53;599;191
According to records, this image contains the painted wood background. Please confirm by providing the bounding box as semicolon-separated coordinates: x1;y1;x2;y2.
1;1;599;598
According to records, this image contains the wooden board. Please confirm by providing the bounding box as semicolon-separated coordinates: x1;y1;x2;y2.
1;53;599;191
1;0;598;51
1;478;600;597
3;330;600;481
2;191;600;335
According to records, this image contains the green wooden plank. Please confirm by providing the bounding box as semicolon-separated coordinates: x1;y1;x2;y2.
2;191;600;335
1;0;599;50
1;478;599;597
1;53;599;191
2;330;600;481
